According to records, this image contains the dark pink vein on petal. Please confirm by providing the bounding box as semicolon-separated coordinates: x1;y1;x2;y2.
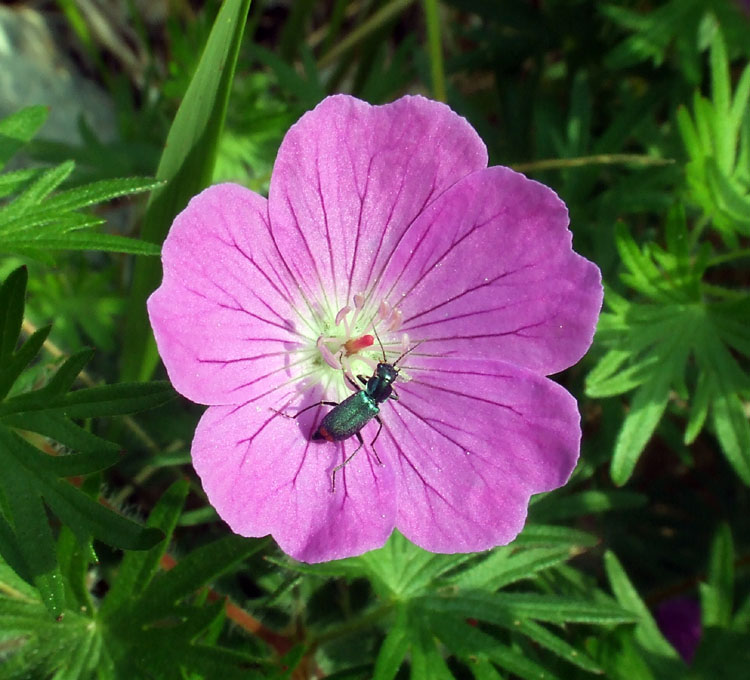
402;264;534;326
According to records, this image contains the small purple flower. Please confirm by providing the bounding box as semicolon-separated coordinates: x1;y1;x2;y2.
147;95;602;563
655;597;702;664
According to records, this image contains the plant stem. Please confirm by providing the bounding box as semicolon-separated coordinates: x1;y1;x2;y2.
318;0;415;68
512;154;675;173
422;0;446;102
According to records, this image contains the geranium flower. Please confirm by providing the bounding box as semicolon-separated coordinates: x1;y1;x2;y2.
147;95;602;563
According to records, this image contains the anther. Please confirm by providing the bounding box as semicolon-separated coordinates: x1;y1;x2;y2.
344;334;375;356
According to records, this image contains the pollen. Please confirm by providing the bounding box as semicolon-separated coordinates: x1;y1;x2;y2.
344;334;374;356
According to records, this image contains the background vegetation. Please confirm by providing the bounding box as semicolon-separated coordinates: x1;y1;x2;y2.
1;0;749;677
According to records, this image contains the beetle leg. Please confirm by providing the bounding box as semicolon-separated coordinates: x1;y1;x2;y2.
269;401;338;419
388;387;399;401
343;372;362;391
330;432;365;493
370;416;384;465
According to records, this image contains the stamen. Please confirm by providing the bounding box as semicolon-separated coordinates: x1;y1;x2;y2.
378;300;391;320
388;308;403;332
316;336;341;370
335;305;351;327
344;334;374;356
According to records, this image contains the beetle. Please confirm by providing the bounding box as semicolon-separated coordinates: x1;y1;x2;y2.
282;330;420;492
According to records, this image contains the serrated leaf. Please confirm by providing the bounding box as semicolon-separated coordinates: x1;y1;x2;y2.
450;546;572;591
0;428;162;552
38;176;161;214
705;160;750;230
586;351;661;398
0;168;41;198
0;161;75;222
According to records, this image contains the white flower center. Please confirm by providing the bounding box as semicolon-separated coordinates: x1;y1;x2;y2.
295;293;411;401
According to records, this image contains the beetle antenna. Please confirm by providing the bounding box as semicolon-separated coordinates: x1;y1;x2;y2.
372;324;387;362
393;340;423;367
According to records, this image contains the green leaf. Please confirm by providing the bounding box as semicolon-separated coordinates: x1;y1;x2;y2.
1;412;119;459
450;546;573;590
101;479;189;616
410;615;454;680
0;266;27;362
0;233;161;257
0;450;65;617
129;535;265;622
531;489;646;521
609;322;691;486
711;389;750;484
701;523;734;627
0;381;175;419
429;614;556;680
0;106;48;170
0;161;75;222
37;176;161;214
684;370;711;445
373;606;410;680
0;167;41;198
122;0;253;383
0;428;162;552
422;591;635;626
604;551;681;663
0;324;51;400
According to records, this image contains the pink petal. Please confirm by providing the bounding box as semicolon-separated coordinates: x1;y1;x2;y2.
382;356;580;553
378;166;602;375
268;94;488;308
147;184;308;406
191;395;397;563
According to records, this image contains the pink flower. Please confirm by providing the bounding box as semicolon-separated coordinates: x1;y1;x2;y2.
147;95;602;563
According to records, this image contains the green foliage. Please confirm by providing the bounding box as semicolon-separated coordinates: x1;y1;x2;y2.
587;206;750;484
121;0;254;384
0;479;270;680
0;267;172;618
2;2;750;678
0;108;161;260
677;25;750;246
